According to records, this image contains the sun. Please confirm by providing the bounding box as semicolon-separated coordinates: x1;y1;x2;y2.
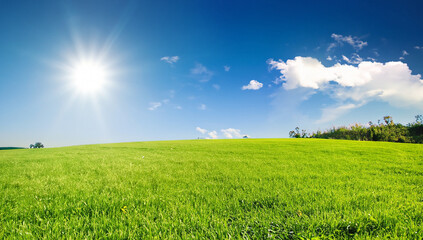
70;60;108;93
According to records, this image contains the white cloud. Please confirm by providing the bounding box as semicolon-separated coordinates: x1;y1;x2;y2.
326;56;333;61
268;56;423;121
148;102;162;111
196;127;218;139
415;46;422;50
208;131;218;139
224;65;231;72
400;50;409;60
342;55;350;62
342;53;363;64
327;43;337;52
196;127;208;134
199;104;206;110
148;92;175;111
212;84;220;90
196;127;246;139
242;80;263;90
272;77;284;85
191;63;213;82
161;56;179;64
221;128;242;138
175;106;182;110
328;33;368;51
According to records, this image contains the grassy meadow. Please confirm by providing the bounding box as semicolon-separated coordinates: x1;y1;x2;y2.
0;139;422;239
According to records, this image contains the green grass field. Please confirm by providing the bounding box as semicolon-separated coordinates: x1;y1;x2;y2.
0;139;422;239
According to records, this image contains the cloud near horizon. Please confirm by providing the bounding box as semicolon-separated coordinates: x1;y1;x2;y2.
196;127;207;134
196;127;218;139
221;128;242;138
208;131;218;139
268;56;423;122
196;127;246;139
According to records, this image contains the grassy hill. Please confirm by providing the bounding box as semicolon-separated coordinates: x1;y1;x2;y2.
0;139;422;239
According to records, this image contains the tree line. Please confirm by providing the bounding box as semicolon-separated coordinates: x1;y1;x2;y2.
290;115;423;143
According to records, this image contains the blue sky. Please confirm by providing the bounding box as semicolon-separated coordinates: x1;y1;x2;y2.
1;0;423;147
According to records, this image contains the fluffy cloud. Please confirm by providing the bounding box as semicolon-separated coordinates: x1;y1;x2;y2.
196;127;246;139
148;102;162;111
161;56;179;64
221;128;242;138
242;80;263;90
268;56;423;121
196;127;207;134
208;131;218;139
328;33;367;51
224;65;231;72
196;127;218;139
191;63;213;82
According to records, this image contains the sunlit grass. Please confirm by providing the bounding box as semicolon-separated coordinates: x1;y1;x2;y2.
0;139;422;239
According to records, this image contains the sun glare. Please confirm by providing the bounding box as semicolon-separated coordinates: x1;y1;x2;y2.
71;60;108;93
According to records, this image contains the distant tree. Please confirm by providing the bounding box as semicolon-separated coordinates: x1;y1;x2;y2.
384;116;393;125
289;127;300;138
31;142;44;149
289;127;308;138
416;115;423;124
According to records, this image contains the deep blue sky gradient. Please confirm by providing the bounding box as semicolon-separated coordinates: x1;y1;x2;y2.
1;0;422;147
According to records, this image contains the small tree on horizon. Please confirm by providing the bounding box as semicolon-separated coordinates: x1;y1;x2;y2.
383;116;393;125
30;142;44;149
416;115;423;124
